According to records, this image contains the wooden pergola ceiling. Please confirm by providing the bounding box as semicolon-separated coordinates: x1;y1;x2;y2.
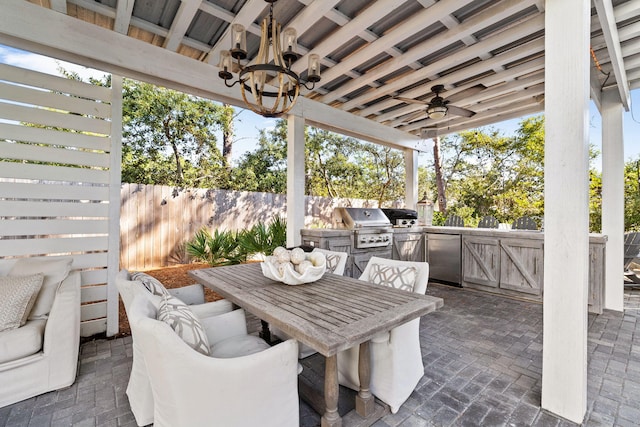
33;0;640;137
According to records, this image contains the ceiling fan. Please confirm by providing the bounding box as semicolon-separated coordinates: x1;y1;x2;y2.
395;84;477;124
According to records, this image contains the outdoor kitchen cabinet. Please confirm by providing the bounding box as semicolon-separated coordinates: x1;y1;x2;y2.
300;229;353;277
463;235;544;299
459;232;606;313
392;229;425;262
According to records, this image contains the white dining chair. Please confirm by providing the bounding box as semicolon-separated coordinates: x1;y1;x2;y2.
127;294;300;427
337;256;429;413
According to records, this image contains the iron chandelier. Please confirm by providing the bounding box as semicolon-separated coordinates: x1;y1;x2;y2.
218;0;321;118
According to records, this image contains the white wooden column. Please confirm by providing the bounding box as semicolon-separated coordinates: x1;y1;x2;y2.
542;0;590;423
287;114;306;247
601;88;625;312
107;75;123;336
404;148;419;209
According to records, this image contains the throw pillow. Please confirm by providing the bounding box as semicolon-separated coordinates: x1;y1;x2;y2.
8;257;72;320
131;272;170;297
369;264;417;292
0;274;44;332
157;294;211;356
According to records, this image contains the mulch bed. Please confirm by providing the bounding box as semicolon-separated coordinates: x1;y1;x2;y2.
117;263;222;336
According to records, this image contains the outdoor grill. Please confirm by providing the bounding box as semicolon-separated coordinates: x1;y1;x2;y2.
333;207;393;249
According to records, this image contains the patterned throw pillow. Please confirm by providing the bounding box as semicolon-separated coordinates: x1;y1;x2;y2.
8;257;72;320
157;294;211;356
131;272;170;297
369;264;417;292
0;274;44;332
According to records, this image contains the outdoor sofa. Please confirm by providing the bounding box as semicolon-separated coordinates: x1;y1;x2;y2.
0;257;80;408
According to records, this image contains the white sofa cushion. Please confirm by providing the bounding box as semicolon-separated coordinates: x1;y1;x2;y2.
8;257;72;320
157;295;211;356
0;319;47;364
0;274;44;332
210;334;271;358
368;264;417;292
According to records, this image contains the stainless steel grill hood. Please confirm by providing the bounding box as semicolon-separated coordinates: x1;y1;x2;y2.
333;207;392;229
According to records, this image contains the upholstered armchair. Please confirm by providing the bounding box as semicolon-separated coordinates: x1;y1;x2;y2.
127;293;300;427
272;248;349;359
116;269;234;426
337;256;429;413
0;257;80;408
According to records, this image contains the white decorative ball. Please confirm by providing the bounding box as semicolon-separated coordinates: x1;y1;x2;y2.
296;260;313;274
273;246;287;257
308;251;326;267
290;247;306;264
276;250;291;264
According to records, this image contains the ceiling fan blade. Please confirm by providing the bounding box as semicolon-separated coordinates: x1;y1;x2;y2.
400;110;426;124
395;96;429;105
446;85;485;104
447;105;476;118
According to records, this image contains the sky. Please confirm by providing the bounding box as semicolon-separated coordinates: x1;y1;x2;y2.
2;44;639;170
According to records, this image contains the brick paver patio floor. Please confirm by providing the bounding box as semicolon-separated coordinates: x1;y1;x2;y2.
1;283;639;427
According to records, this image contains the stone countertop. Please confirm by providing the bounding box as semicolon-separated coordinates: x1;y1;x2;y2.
301;226;607;243
421;226;607;243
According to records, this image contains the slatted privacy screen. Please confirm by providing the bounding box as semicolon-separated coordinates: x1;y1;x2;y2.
0;63;121;337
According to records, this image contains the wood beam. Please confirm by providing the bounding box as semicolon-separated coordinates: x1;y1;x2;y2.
404;93;544;134
341;15;545;113
114;0;134;34
316;0;474;95
164;0;202;52
368;45;545;123
322;0;538;105
594;0;631;110
49;0;67;14
0;0;419;152
204;0;266;65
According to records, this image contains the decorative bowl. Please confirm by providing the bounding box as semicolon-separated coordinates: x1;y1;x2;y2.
261;252;326;285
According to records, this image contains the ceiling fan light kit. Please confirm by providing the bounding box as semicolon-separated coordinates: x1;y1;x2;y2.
218;0;321;117
427;105;447;119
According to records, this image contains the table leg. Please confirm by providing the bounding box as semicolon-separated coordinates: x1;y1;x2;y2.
259;320;272;343
356;341;375;417
321;355;342;427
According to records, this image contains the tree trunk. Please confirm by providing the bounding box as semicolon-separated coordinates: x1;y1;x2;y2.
222;104;234;169
433;136;447;213
164;118;183;184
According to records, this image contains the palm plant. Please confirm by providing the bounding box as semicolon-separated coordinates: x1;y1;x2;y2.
186;228;245;266
238;216;287;257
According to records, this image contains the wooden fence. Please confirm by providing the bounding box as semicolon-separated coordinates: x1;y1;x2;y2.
120;183;379;270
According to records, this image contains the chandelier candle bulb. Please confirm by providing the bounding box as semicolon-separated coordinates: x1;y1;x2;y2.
283;28;297;55
218;50;233;79
230;24;247;59
308;54;321;82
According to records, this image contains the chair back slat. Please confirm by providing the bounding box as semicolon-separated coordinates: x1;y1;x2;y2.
444;214;464;227
478;215;499;229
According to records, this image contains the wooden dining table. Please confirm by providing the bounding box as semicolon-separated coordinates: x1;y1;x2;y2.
190;262;444;427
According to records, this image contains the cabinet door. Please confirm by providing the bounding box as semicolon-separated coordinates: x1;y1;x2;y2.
462;236;500;288
392;233;424;261
500;238;543;295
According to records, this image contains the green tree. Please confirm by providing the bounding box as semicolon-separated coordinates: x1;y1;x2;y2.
625;158;640;230
121;80;229;187
234;119;407;204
